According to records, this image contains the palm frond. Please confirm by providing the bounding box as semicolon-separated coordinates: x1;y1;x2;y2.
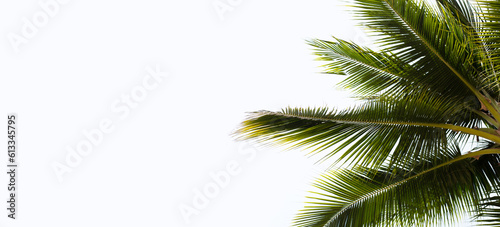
307;38;406;96
352;0;481;100
436;0;478;27
307;37;486;127
293;149;500;227
475;0;500;97
236;93;494;168
476;195;500;226
477;0;500;56
308;38;446;99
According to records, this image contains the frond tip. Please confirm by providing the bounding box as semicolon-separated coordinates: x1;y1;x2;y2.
476;195;500;225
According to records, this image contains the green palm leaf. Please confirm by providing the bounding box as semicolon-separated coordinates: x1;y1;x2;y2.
307;37;485;129
475;0;500;97
307;38;433;97
294;149;500;227
477;0;500;57
436;0;477;27
476;196;500;226
352;0;496;109
237;93;497;168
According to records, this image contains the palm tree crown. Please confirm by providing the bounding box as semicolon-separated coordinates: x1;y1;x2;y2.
236;0;500;226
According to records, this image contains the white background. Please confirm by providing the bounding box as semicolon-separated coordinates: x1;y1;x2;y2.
0;0;473;226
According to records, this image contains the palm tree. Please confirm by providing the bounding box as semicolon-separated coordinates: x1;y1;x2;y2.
236;0;500;226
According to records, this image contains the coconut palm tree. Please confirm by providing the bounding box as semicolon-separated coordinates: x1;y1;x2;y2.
236;0;500;226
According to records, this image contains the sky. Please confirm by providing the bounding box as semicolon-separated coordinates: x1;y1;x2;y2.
0;0;474;226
